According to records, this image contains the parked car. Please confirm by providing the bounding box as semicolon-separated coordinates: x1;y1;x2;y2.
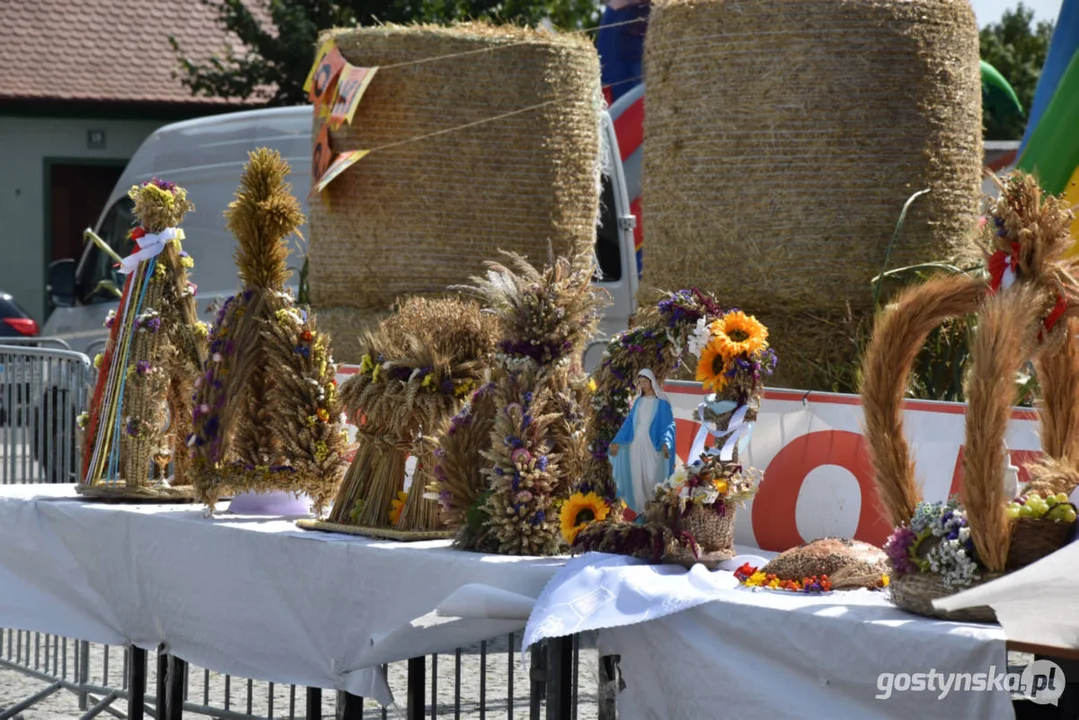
0;292;39;339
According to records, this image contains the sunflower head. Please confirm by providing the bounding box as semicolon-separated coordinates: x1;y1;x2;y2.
709;311;768;361
695;338;730;392
560;491;612;544
389;490;408;526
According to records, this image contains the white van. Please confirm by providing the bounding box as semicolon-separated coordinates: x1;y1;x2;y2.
43;106;639;369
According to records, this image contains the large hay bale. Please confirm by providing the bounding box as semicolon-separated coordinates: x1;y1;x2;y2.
309;23;602;312
642;0;983;314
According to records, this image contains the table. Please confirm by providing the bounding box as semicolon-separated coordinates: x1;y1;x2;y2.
935;539;1079;653
525;554;1011;720
0;484;561;707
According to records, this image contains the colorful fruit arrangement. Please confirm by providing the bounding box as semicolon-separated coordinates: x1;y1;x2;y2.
1006;492;1077;523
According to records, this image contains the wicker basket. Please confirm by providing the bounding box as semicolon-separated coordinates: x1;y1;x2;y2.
1006;517;1075;570
678;503;735;552
889;570;1000;623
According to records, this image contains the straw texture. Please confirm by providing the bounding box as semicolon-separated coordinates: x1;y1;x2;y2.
861;274;985;527
315;306;395;364
889;571;999;623
641;0;983;314
962;284;1044;572
308;23;602;313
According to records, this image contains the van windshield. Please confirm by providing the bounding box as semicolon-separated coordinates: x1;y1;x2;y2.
77;196;135;304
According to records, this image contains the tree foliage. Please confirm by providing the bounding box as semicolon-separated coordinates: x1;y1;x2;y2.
979;3;1055;140
171;0;601;106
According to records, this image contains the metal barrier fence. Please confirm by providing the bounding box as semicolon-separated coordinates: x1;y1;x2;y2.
0;344;600;720
0;344;92;484
0;628;597;720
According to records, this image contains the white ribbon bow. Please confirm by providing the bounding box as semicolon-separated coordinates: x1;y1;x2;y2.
688;400;755;465
118;228;182;275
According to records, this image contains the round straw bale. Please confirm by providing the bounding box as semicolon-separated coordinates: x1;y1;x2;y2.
308;23;602;312
750;308;874;391
641;0;983;314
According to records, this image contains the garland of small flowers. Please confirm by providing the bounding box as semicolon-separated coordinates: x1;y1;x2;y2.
734;563;834;594
580;289;725;503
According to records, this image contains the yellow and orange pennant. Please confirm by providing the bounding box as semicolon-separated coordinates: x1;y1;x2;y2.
313;150;370;195
328;65;378;129
306;39;379;197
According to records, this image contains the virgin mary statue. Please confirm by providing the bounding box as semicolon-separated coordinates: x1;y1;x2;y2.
609;369;676;514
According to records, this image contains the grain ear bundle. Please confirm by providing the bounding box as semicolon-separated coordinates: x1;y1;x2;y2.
308;22;603;329
861;171;1079;621
642;0;983;388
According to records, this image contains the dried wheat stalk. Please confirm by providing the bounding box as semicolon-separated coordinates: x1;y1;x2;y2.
860;273;986;527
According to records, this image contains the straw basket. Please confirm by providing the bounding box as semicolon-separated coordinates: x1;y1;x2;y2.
889;571;1000;623
308;23;602;314
642;0;983;315
646;500;736;567
1006;517;1075;570
678;504;735;552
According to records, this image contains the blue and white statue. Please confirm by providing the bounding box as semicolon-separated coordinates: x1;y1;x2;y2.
609;369;677;514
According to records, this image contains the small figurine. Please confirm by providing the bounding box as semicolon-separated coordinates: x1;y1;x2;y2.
609;369;677;515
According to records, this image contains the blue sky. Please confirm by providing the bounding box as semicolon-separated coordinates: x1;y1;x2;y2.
971;0;1062;26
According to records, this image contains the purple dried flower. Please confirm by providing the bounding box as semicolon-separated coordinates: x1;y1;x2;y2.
883;526;918;575
136;360;152;375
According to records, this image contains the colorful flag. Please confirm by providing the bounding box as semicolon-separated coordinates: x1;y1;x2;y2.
328;65;378;129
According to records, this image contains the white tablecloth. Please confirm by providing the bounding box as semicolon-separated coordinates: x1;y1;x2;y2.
0;484;561;705
935;540;1079;651
526;553;1011;720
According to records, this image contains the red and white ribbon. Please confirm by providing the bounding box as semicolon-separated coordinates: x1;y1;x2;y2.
118;227;182;275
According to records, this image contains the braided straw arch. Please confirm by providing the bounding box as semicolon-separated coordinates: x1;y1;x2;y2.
962;284;1046;571
862;277;1050;572
861;273;986;528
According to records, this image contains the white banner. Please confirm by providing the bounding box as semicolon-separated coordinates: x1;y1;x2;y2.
335;367;1043;552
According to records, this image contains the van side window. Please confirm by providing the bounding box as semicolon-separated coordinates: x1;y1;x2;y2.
77;197;135;304
595;173;622;282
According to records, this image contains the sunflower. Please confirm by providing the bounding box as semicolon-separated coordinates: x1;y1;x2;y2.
560;492;611;544
389;491;408;525
695;339;730;392
709;311;768;360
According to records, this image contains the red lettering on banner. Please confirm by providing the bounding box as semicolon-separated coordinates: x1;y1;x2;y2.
674;418;697;462
948;446;1043;498
752;430;893;551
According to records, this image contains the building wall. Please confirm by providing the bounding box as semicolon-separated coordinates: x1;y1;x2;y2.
0;115;165;322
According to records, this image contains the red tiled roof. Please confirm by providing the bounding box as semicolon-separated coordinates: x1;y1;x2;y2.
0;0;271;106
